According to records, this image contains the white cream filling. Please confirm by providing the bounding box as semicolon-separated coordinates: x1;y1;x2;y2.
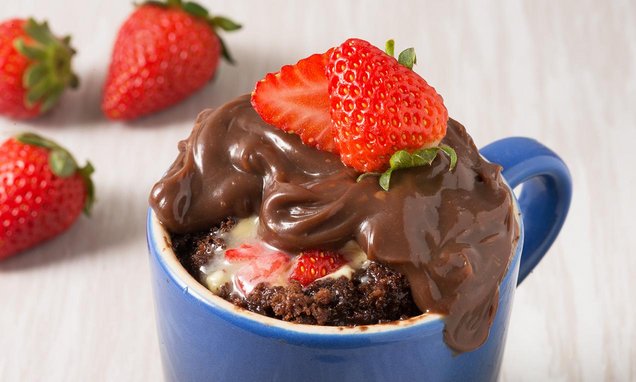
201;216;369;295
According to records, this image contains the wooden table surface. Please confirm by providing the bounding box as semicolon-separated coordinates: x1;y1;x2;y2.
1;1;634;381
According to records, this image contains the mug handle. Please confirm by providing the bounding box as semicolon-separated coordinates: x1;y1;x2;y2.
480;137;572;284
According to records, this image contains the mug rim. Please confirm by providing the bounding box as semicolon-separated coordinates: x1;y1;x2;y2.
147;192;523;348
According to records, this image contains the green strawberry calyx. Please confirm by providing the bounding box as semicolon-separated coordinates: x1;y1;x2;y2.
385;39;417;70
355;40;454;191
13;18;79;114
358;144;457;191
15;133;95;215
143;0;242;64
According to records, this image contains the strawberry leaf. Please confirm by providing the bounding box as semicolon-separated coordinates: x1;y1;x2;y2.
218;36;235;65
13;39;47;61
356;172;382;183
15;132;58;150
211;16;242;31
378;171;392;191
439;144;458;169
182;1;208;17
40;87;64;113
25;77;52;107
23;19;55;45
209;16;241;64
143;1;168;7
69;74;79;88
49;149;77;178
363;144;457;191
78;161;96;215
398;48;417;70
23;63;47;88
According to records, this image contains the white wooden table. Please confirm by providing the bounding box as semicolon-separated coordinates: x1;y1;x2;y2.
1;1;634;381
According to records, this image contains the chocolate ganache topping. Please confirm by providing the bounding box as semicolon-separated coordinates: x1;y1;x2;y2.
150;95;519;352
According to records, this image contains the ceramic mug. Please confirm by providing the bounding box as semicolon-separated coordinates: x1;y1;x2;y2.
147;137;572;382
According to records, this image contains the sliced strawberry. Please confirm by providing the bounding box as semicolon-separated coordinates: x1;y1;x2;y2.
289;249;347;286
251;49;338;153
225;243;291;295
225;243;260;261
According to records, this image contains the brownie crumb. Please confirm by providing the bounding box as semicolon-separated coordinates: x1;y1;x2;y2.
170;218;235;276
227;262;421;325
171;218;422;326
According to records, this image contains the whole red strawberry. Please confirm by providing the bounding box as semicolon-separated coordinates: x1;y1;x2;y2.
327;38;448;173
0;133;94;259
289;249;346;286
0;18;78;119
102;0;241;120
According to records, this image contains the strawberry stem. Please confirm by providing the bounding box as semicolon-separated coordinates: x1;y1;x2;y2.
13;18;78;112
385;39;395;57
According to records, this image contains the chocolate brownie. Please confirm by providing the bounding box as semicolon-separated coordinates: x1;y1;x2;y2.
170;218;421;326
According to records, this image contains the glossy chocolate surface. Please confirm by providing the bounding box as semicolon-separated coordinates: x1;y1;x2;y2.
150;95;519;352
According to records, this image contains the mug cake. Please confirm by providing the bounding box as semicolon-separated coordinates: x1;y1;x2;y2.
149;38;519;353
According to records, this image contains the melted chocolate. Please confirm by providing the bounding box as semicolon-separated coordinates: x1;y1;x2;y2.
149;95;519;352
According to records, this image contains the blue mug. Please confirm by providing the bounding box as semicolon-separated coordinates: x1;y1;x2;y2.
147;137;572;382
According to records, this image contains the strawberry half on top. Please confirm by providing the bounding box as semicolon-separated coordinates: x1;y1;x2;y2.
102;0;241;120
251;38;456;190
0;18;78;120
0;133;94;259
251;49;338;153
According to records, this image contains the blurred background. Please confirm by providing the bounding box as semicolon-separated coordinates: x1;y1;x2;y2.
1;1;634;381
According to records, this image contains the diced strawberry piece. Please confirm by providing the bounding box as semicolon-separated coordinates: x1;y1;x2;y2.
225;243;260;261
289;249;347;286
251;49;338;153
226;244;291;295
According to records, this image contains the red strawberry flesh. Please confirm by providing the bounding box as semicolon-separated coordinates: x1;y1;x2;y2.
0;20;38;119
225;243;259;261
251;49;338;153
327;38;448;173
289;249;347;286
